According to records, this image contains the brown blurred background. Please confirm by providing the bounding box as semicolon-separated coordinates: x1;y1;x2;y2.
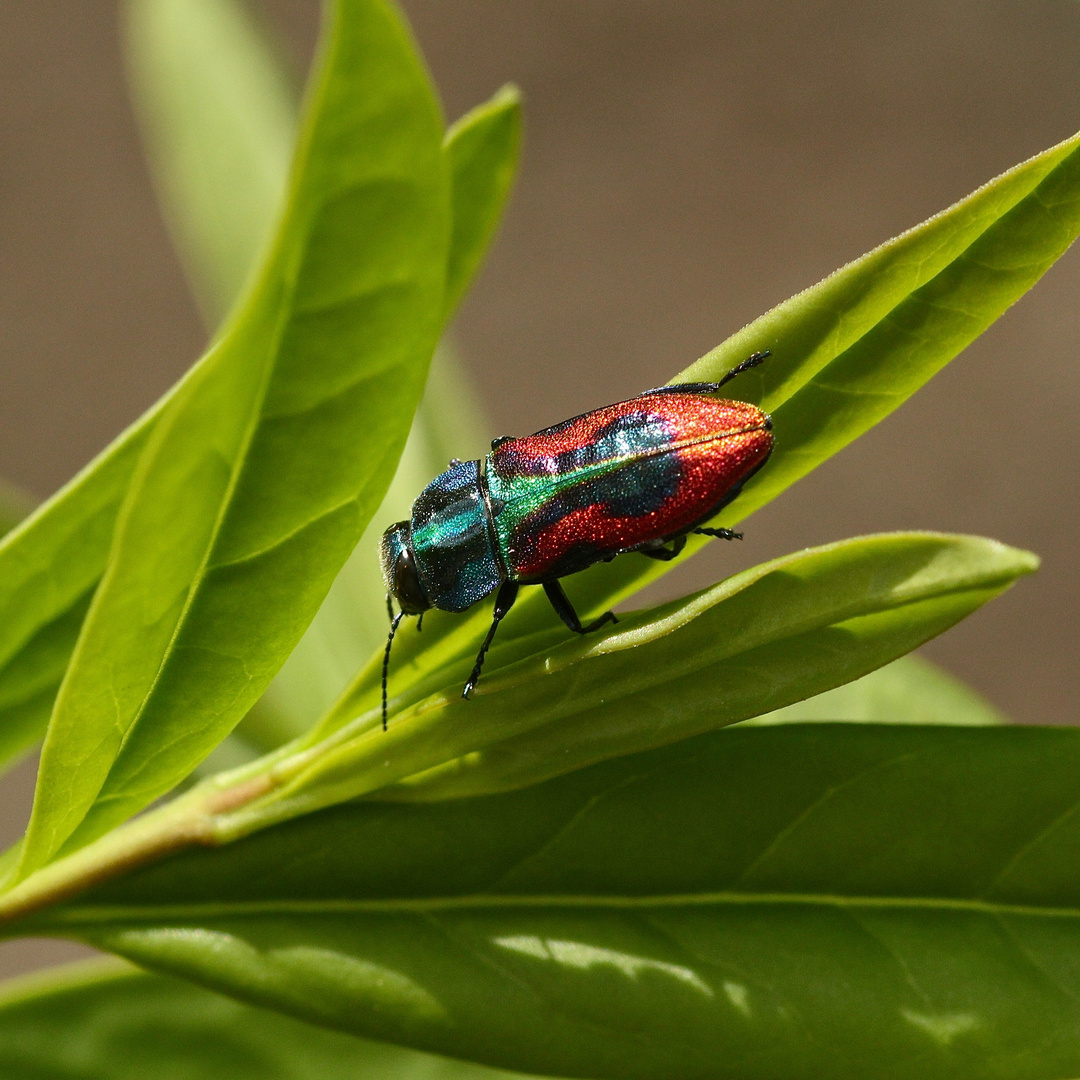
0;0;1077;975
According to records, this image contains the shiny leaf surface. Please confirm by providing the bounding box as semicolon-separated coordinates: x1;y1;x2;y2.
0;958;528;1079
18;724;1080;1080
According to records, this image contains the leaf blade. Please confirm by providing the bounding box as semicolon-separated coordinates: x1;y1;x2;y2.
0;958;528;1079
746;653;1007;726
124;0;298;326
20;0;451;873
21;724;1080;1080
326;127;1080;718
246;532;1034;817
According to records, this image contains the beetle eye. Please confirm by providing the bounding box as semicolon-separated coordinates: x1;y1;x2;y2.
380;522;430;614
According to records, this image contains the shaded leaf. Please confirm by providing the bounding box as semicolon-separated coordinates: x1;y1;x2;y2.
0;958;528;1079
20;0;450;874
125;0;298;326
18;724;1080;1080
0;480;34;538
745;653;1007;726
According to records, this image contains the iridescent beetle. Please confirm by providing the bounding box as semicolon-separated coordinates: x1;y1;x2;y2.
380;350;774;727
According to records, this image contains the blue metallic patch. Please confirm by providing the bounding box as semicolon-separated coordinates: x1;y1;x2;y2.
410;460;502;613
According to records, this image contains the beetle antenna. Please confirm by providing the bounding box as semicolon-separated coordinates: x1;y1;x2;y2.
717;349;770;388
385;593;395;623
382;609;404;731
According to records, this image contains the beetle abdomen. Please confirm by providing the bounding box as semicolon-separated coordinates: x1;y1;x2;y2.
486;392;772;582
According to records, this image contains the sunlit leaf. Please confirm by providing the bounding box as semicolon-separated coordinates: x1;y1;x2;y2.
19;0;450;875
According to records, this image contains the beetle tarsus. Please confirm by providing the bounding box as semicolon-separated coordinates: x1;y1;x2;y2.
382;610;405;731
463;579;520;699
694;527;743;541
717;349;770;388
543;579;618;634
640;349;771;397
490;435;514;451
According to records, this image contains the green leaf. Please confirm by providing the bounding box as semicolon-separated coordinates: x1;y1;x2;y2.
745;653;1008;726
231;532;1033;820
0;426;165;767
125;0;298;327
254;89;518;740
0;592;92;775
19;0;450;876
0;69;516;778
328;126;1080;715
0;480;34;539
255;345;490;741
0;958;528;1079
442;84;522;316
17;724;1080;1080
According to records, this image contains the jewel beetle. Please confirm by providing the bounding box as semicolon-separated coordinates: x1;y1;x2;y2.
380;349;774;727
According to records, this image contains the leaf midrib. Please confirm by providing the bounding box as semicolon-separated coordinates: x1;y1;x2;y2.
37;891;1080;924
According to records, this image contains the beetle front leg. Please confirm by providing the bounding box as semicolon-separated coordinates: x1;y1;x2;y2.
542;579;618;634
462;579;519;699
694;526;743;541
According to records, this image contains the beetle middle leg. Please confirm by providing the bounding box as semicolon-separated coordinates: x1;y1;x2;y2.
543;579;618;634
463;579;519;699
637;535;687;562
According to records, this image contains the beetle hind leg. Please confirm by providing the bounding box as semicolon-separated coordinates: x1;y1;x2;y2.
694;526;743;541
543;579;617;634
640;350;770;396
463;579;519;700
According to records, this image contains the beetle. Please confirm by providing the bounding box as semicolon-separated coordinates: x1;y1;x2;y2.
379;349;774;728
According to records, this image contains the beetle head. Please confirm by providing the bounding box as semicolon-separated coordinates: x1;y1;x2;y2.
380;521;431;614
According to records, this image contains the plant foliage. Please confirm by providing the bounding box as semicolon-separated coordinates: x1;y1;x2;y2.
0;1;1074;1078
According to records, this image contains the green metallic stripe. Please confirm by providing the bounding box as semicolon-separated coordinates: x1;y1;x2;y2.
477;455;511;580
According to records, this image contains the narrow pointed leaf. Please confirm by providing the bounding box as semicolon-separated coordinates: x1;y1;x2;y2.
746;653;1007;726
245;533;1032;820
16;725;1080;1080
442;84;522;316
125;0;298;326
0;958;527;1079
324;127;1080;724
20;0;450;875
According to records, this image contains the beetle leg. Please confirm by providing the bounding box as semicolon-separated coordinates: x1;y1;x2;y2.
637;535;687;562
641;350;770;396
490;435;514;451
543;579;618;634
694;526;743;541
382;609;405;731
463;579;519;699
